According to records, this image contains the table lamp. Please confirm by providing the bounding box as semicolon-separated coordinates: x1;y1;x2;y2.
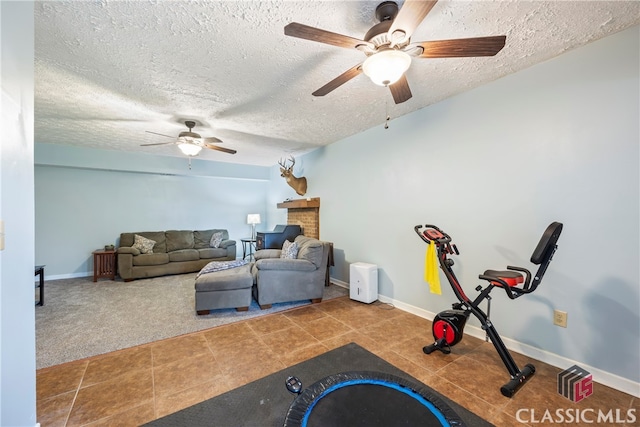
247;214;261;240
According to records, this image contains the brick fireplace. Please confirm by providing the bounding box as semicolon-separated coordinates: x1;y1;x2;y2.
277;197;320;239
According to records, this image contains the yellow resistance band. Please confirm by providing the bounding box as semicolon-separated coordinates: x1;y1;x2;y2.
424;241;441;295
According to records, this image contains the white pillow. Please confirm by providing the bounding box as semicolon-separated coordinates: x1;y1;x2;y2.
210;231;224;248
280;240;299;259
132;234;156;254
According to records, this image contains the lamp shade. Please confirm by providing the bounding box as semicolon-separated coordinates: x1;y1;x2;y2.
247;214;261;225
362;50;411;86
178;141;202;156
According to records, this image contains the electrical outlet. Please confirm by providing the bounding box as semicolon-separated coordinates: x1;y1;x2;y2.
554;310;568;328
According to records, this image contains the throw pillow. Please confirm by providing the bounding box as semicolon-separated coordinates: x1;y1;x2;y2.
210;231;224;248
132;234;156;254
280;240;299;259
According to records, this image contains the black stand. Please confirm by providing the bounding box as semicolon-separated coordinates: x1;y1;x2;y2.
35;265;45;306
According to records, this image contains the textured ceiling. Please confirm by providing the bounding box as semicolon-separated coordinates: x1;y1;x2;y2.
34;1;640;167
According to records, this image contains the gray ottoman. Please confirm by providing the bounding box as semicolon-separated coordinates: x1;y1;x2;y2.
195;263;253;315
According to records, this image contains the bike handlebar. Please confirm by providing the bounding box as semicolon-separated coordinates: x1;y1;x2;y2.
414;224;452;244
414;224;460;257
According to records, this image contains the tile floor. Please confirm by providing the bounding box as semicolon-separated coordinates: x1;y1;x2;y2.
36;296;638;426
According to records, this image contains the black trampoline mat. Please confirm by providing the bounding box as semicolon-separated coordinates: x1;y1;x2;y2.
145;343;493;427
306;382;446;426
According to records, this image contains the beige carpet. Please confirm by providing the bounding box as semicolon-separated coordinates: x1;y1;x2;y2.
35;273;347;369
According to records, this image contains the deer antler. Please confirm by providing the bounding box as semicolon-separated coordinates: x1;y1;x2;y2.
278;156;295;171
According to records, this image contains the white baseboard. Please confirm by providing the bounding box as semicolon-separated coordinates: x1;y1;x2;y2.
330;278;349;289
331;277;640;398
44;271;92;281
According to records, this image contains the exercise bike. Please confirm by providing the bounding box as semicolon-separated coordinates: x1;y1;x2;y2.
414;222;563;397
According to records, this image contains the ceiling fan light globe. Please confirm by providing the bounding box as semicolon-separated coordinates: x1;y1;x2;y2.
362;50;411;86
178;142;202;156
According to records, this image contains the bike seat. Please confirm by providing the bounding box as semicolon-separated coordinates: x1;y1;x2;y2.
482;270;524;287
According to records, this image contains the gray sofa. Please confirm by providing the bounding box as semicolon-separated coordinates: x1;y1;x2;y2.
251;235;330;309
117;229;236;281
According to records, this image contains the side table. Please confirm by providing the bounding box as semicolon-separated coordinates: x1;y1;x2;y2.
35;265;45;306
240;238;256;260
93;249;117;282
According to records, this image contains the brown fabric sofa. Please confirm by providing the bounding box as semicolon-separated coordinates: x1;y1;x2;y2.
117;229;236;281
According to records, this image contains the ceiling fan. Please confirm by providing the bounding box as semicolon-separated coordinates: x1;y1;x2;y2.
142;120;237;156
284;0;506;104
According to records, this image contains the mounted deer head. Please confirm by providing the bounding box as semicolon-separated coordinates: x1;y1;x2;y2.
278;156;307;196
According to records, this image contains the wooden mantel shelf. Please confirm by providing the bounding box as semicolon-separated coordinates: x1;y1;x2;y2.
277;197;320;209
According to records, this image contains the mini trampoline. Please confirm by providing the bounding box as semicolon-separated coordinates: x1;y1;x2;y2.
283;371;466;427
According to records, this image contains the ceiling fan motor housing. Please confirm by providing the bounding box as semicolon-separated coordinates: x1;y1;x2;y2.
178;131;201;139
365;2;409;51
365;21;393;48
180;121;201;140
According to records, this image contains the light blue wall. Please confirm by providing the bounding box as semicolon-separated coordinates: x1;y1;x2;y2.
1;2;37;425
35;145;271;277
302;25;639;385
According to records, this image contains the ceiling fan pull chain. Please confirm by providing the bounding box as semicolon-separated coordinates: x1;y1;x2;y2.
384;97;390;130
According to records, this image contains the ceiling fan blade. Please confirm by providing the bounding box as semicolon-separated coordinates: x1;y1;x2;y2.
389;75;412;104
140;141;175;147
145;130;175;139
312;63;363;97
285;22;372;50
202;136;222;144
204;143;236;155
415;35;506;58
388;1;438;46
